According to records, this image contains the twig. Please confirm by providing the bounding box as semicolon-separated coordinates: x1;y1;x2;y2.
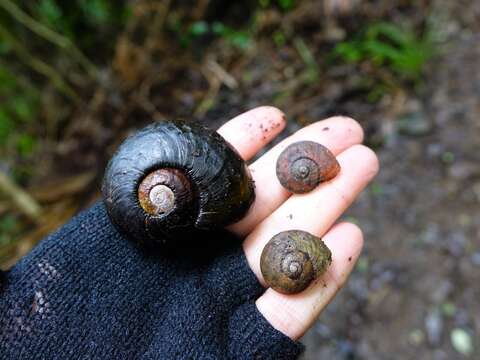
0;0;97;78
206;59;238;89
0;24;80;102
0;171;41;222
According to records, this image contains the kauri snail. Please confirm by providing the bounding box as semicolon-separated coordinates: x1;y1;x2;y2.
276;141;340;194
260;230;332;294
102;120;255;248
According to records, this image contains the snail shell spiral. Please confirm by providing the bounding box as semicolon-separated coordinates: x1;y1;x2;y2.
276;141;340;194
102;120;255;248
260;230;332;294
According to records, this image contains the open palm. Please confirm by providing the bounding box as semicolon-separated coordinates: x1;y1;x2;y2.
217;106;379;340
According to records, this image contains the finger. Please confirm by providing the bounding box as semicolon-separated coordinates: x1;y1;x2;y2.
257;222;364;340
244;144;379;281
217;106;286;161
229;116;364;236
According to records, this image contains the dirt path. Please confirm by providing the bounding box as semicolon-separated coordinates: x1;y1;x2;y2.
301;25;480;360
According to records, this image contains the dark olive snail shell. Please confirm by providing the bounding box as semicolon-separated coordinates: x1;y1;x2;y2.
276;141;340;194
102;120;255;248
260;230;332;294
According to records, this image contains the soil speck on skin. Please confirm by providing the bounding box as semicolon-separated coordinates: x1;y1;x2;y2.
322;127;330;131
287;214;293;220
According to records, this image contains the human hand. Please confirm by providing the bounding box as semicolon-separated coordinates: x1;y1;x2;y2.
0;106;378;359
218;106;379;340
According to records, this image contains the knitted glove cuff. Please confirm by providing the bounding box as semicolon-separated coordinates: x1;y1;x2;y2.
228;302;305;359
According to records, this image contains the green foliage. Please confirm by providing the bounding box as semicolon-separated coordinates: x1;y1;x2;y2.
0;0;133;166
272;30;286;47
276;0;296;10
0;65;39;158
34;0;131;50
0;214;18;246
333;22;433;81
179;21;252;50
259;0;296;11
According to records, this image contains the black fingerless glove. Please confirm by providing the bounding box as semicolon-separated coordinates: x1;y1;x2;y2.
0;203;304;359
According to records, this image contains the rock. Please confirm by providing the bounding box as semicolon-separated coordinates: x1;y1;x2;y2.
425;309;443;346
451;328;474;356
448;161;478;180
471;252;480;266
408;329;425;345
397;111;433;137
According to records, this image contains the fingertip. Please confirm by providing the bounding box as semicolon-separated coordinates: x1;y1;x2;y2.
217;106;286;161
345;144;380;180
331;116;365;143
294;115;364;154
254;106;287;124
327;221;364;248
323;222;364;275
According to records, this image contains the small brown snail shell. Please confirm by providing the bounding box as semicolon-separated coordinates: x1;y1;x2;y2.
276;141;340;194
102;120;255;248
260;230;332;294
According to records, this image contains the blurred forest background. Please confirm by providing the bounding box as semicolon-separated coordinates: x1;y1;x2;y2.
0;0;479;359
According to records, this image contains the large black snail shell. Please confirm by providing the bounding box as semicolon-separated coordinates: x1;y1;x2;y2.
260;230;332;294
102;120;255;248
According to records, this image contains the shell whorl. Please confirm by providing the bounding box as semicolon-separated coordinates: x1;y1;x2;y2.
276;141;340;194
260;230;332;294
102;120;255;247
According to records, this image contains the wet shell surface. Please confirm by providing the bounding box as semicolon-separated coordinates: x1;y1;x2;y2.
102;120;255;248
260;230;332;294
276;141;340;194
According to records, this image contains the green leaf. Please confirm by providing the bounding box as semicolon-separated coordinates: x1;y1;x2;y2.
37;0;63;25
367;22;410;46
441;302;456;317
277;0;295;10
212;22;227;36
364;40;402;64
16;133;37;157
227;31;251;50
273;30;286;47
81;0;110;25
190;21;209;37
333;42;364;63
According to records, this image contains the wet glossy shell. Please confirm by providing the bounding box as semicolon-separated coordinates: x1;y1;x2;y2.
260;230;332;294
276;141;340;194
102;120;255;248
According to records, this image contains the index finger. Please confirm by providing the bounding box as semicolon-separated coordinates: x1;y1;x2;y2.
217;106;286;161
